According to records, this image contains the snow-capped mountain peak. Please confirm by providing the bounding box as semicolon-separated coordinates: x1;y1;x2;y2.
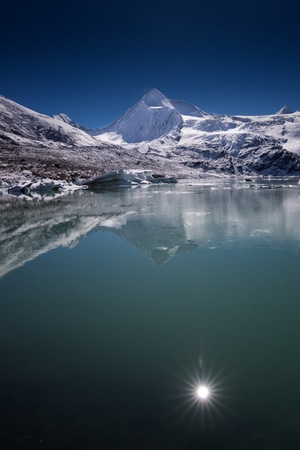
97;88;183;143
93;89;300;175
95;89;210;144
1;90;300;179
140;88;209;117
142;88;174;108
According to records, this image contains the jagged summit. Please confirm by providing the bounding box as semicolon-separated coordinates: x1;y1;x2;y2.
276;105;294;115
98;88;183;143
142;88;174;108
96;88;210;143
141;88;208;117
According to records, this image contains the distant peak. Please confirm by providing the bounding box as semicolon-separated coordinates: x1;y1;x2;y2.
142;88;171;107
276;105;294;115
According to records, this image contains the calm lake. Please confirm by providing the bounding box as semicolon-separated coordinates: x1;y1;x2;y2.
1;178;300;449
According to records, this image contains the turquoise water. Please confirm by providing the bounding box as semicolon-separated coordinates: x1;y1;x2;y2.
1;179;300;449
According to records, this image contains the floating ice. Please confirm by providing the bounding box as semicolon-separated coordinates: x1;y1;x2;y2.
84;169;177;188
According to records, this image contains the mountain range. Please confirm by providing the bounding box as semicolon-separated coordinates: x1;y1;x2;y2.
1;88;300;182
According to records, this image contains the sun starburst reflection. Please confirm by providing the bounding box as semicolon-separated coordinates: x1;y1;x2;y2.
167;352;237;434
196;384;210;400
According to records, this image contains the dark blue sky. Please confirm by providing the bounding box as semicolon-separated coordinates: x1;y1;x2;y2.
1;0;300;128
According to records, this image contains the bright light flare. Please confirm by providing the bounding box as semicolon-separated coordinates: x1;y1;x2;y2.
196;384;210;400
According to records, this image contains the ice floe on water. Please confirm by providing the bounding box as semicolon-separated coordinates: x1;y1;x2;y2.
83;169;177;188
0;169;178;200
1;170;299;201
0;177;85;200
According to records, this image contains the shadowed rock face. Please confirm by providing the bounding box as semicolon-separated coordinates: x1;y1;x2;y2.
1;179;300;278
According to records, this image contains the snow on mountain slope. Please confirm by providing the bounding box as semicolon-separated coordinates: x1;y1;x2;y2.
238;113;300;155
0;94;97;147
169;99;208;118
94;89;300;175
53;112;82;128
1;89;300;179
95;89;300;156
97;88;184;143
176;111;300;154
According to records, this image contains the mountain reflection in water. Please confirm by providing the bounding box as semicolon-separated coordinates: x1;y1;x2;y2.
1;179;300;278
1;179;300;449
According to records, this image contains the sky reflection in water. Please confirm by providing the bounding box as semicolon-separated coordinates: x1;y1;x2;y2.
0;180;300;449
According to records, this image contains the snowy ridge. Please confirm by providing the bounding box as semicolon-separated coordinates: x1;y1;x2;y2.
1;89;300;178
94;89;300;175
169;99;208;117
0;95;97;147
